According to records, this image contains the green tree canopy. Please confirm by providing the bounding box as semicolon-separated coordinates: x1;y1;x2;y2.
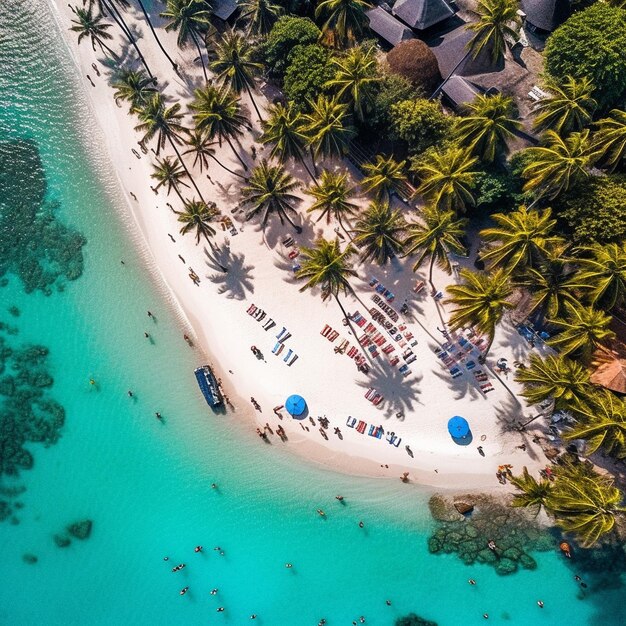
548;302;615;362
544;3;626;110
514;353;593;410
390;99;454;155
554;175;626;244
360;154;407;202
466;0;521;65
315;0;372;48
567;390;626;459
509;466;553;513
479;206;564;275
352;201;406;265
445;268;514;355
262;16;321;77
593;109;626;172
283;44;335;107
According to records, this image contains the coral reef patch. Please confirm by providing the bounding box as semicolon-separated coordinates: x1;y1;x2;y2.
0;139;86;294
427;494;554;575
68;519;92;540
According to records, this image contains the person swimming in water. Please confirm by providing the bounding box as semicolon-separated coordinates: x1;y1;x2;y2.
537;601;544;608
285;563;292;568
358;521;364;528
180;587;189;596
217;607;224;612
194;546;202;553
469;579;476;585
210;589;218;595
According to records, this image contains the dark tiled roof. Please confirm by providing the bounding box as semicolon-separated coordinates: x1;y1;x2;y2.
392;0;455;30
366;7;416;46
441;75;481;108
430;26;500;78
521;0;570;32
214;0;238;21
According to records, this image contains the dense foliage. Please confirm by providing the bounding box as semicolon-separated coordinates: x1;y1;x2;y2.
390;99;454;154
262;16;320;77
283;43;335;106
544;4;626;110
366;72;418;132
553;175;626;244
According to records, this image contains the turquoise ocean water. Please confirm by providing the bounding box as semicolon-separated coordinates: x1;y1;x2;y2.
0;1;624;624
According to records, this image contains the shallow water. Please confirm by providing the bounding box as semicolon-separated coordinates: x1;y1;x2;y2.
0;1;623;625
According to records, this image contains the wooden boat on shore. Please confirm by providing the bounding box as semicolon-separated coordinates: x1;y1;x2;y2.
194;365;223;408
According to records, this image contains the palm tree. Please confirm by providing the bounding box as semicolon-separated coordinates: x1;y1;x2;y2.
260;102;316;182
315;0;372;48
151;157;189;203
412;147;478;213
522;130;598;199
238;0;284;36
479;206;564;275
134;93;205;201
352;201;406;266
532;76;597;136
210;31;264;122
300;95;356;163
175;199;218;243
135;0;179;71
241;160;302;233
326;46;378;121
297;238;358;322
305;170;358;236
70;5;117;58
509;466;553;514
514;354;593;410
161;0;212;82
445;268;514;356
517;254;578;323
360;155;407;202
190;84;250;170
466;0;521;65
456;94;521;163
547;473;625;548
403;206;467;292
566;390;626;459
594;109;626;171
548;302;615;362
183;129;247;179
112;69;157;110
570;242;626;311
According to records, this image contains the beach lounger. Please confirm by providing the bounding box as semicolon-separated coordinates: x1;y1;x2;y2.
392;436;402;447
356;420;367;434
405;354;417;364
382;345;395;354
368;424;377;436
283;348;293;362
466;360;476;370
273;343;284;356
346;416;357;428
292;264;301;272
247;304;256;315
389;356;400;366
263;320;276;332
386;292;394;303
320;324;332;337
365;388;375;400
288;249;299;260
413;280;425;293
401;367;411;377
347;347;358;358
369;277;378;287
376;284;385;294
276;327;287;341
256;311;266;322
287;354;298;366
282;236;294;247
328;330;339;342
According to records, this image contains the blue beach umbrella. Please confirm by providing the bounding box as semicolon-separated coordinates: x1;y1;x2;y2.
285;394;307;417
448;416;470;438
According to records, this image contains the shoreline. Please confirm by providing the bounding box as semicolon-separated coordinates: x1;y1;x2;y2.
48;0;549;491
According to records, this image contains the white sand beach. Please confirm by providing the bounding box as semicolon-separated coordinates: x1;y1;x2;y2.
50;0;553;490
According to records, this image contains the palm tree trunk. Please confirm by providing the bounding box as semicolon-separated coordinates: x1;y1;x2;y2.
103;0;154;78
337;217;354;242
225;136;249;171
190;30;209;83
297;151;318;185
308;146;318;176
167;136;205;202
135;0;179;71
482;332;495;360
207;153;247;180
333;292;373;366
95;36;119;60
172;182;187;205
428;255;436;293
245;83;263;123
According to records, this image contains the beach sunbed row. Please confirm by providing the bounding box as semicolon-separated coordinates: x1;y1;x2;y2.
219;215;239;237
369;277;395;303
246;304;276;332
346;416;391;442
364;387;384;406
275;326;298;366
321;324;368;371
371;294;399;322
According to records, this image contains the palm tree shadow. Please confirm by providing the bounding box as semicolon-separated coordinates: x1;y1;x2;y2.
429;356;483;402
492;397;543;462
354;361;423;418
204;245;254;299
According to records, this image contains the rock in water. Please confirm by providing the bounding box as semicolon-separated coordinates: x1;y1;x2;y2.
23;553;38;564
67;519;92;540
454;501;474;515
53;533;71;548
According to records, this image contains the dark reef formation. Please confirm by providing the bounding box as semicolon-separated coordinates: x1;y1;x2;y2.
0;139;86;294
427;494;554;575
